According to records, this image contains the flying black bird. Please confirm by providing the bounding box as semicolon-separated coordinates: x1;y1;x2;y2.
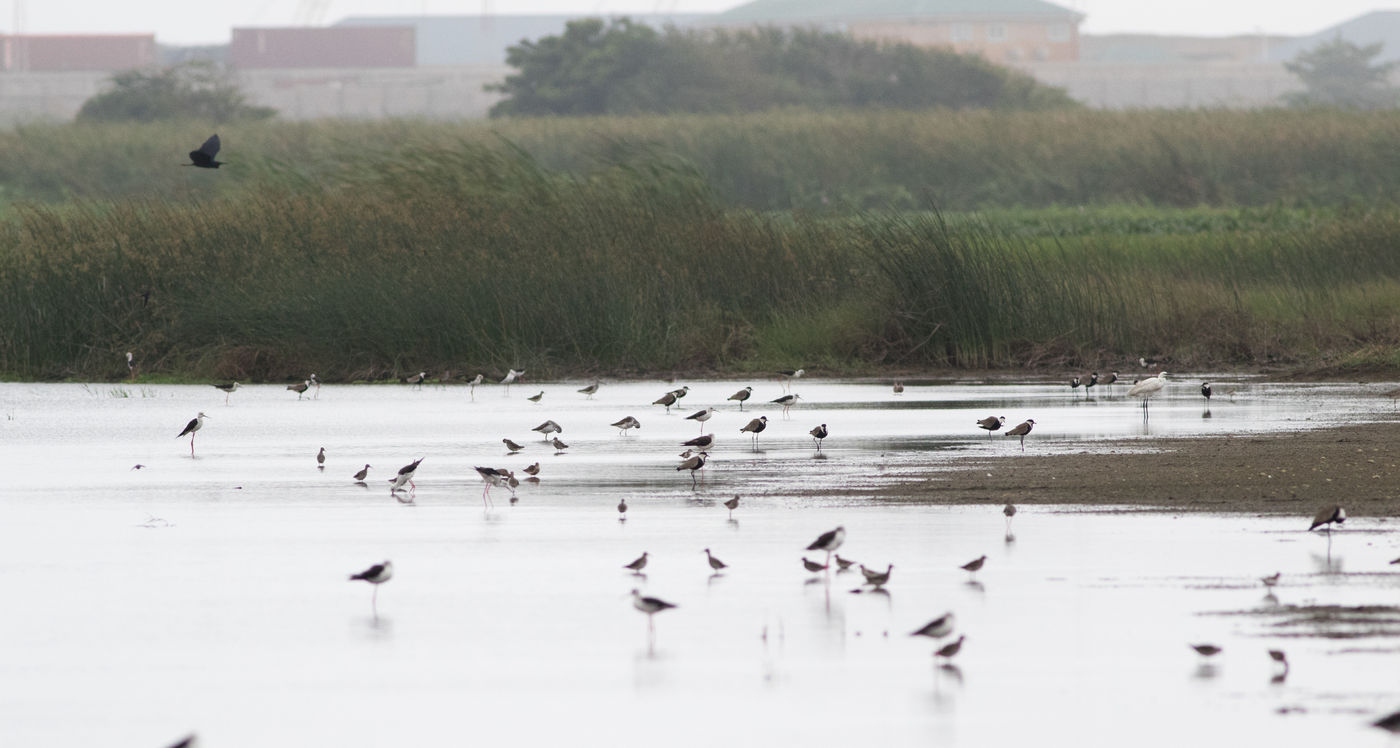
187;134;223;169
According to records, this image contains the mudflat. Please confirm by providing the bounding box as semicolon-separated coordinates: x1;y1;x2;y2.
877;420;1400;516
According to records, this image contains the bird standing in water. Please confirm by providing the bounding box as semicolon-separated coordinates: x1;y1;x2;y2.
176;412;209;456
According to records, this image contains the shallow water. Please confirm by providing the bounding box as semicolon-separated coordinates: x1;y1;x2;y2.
2;378;1398;746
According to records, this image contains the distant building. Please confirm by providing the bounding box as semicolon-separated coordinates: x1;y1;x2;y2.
0;34;156;72
1082;34;1286;65
717;0;1084;62
336;14;705;67
230;26;415;69
1270;11;1400;64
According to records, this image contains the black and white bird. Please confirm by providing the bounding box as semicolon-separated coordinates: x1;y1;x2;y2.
125;351;136;382
653;390;680;412
960;555;986;578
475;466;512;506
677;451;707;488
685;407;716;433
728;386;753;410
503;438;524;453
1083;372;1098;394
681;433;714;451
405;371;426;388
771;393;800;417
353;464;371;482
777;368;804;391
176;412;209;456
316;447;326;469
912;612;956;639
806;525;845;567
287;380;311;399
1104;371;1119;386
630;588;677;632
809;423;828;451
1201;382;1212;401
623;552;649;573
1005;419;1035;451
977;415;1006;436
211;381;239;404
532;420;563;440
500;369;525;394
348;560;393;610
703;548;728;573
1308;504;1345;532
669;385;690;401
527;391;544;403
389;458;423;493
740;416;768;447
578;381;600;398
468;373;484;399
611;416;642;435
723;495;740;519
1069;375;1081;392
186;133;223;168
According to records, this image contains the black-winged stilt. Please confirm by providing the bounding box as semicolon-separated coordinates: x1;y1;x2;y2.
1308;504;1345;532
704;548;728;573
740;416;768;447
1004;419;1035;451
806;526;845;567
390;458;423;493
623;552;649;573
685;407;716;433
353;464;371;482
500;369;524;395
777;368;804;391
532;420;562;440
728;386;752;410
912;612;956;639
468;373;484;399
677;451;707;488
630;588;677;632
723;495;739;519
977;416;1006;436
681;433;714;451
809;423;828;451
611;416;641;435
503;438;524;453
1127;372;1168;416
348;560;392;611
186;134;223;168
211;381;238;404
176;412;208;456
475;466;510;507
770;393;800;417
578;381;600;398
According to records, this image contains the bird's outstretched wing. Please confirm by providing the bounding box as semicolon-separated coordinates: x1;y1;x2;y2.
189;134;221;166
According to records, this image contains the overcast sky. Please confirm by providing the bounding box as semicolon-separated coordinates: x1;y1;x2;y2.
2;1;1391;46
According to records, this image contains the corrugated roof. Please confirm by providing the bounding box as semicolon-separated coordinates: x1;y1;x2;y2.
720;0;1083;22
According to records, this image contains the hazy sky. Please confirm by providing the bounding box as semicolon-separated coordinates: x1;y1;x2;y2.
3;1;1392;45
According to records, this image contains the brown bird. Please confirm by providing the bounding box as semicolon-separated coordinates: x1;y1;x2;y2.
801;557;828;573
551;437;569;452
1190;644;1222;658
352;464;371;482
577;381;600;398
623;552;648;573
860;563;893;588
934;635;965;660
809;423;828;451
834;554;857;571
960;555;986;577
728;386;752;410
527;391;544;403
1004;419;1035;451
1003;503;1017;532
533;420;563;440
1374;710;1400;734
1308;504;1345;532
316;447;326;469
1260;572;1280;588
682;433;715;451
977;416;1006;436
503;438;524;453
677;452;707;488
893;381;904;394
723;495;739;519
523;462;540;476
704;548;728;572
740;416;768;446
617;498;628;521
611;416;642;435
287;380;310;399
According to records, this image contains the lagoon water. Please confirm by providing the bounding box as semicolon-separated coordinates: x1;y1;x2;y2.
2;378;1398;746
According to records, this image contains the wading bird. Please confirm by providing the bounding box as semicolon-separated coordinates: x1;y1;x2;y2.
126;351;136;382
677;451;707;488
212;381;239;405
1308;504;1345;533
610;416;642;435
1003;503;1017;533
474;466;512;507
960;555;986;579
623;552;648;573
389;458;423;494
723;495;739;519
685;407;716;433
893;381;904;394
503;438;524;453
1201;382;1213;401
728;386;753;410
287;380;311;399
740;416;768;447
551;437;569;453
977;416;1006;436
912;613;956;640
777;368;804;391
809;423;828;451
176;412;208;456
468;373;484;399
532;420;563;440
834;554;857;571
704;548;728;573
1190;644;1222;659
802;557;828;573
316;447;326;469
405;372;426;388
1005;419;1035;451
186;134;223;168
806;526;845;567
500;369;525;394
348;560;392;611
935;635;966;661
771;393;800;417
578;381;600;398
653;391;680;413
617;498;627;521
681;433;714;452
1083;372;1098;395
631;588;677;633
523;462;540;476
1127;372;1169;416
527;391;544;403
1261;572;1280;589
860;563;893;588
353;464;371;482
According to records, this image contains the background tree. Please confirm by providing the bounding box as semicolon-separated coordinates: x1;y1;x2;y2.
488;19;1077;117
1285;38;1398;110
77;61;276;123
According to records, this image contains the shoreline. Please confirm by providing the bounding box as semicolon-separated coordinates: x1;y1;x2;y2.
866;420;1400;516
